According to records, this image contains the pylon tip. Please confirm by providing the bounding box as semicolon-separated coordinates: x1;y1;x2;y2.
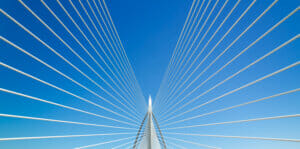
148;96;152;112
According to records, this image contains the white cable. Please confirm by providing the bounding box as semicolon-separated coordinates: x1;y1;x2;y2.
74;136;135;149
163;58;300;123
0;35;138;124
162;0;210;106
98;0;146;106
95;0;142;100
160;7;298;120
167;0;219;96
0;113;136;130
0;87;137;127
158;0;208;112
55;1;137;104
154;0;198;109
87;0;138;107
77;0;137;97
112;140;133;149
162;88;299;127
1;8;139;122
168;0;207;82
20;0;138;118
0;62;137;126
84;0;137;95
69;0;140;106
84;0;141;112
165;136;221;149
56;0;136;103
157;0;241;115
165;132;300;142
0;62;138;126
0;132;135;141
167;141;187;149
41;0;138;108
162;0;234;107
163;0;230;109
160;0;257;116
163;114;300;130
164;0;278;111
152;0;199;109
68;0;139;101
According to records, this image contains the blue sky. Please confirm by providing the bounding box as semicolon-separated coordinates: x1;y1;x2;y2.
0;0;300;149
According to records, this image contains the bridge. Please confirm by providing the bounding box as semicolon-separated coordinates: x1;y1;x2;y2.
0;0;299;148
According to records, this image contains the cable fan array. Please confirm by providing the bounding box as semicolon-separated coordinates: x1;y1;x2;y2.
0;0;299;148
1;0;147;148
153;0;299;148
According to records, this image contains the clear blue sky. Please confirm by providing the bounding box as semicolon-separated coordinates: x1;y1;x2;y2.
0;0;299;148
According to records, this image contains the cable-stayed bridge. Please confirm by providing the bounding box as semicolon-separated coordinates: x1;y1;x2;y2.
0;0;299;148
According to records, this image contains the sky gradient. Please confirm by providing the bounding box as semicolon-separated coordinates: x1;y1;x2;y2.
0;0;300;148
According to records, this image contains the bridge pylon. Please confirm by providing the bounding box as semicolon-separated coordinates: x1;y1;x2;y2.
133;96;166;149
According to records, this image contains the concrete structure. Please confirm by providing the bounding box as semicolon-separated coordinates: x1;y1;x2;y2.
133;96;166;149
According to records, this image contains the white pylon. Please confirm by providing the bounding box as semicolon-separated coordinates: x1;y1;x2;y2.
138;96;161;149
